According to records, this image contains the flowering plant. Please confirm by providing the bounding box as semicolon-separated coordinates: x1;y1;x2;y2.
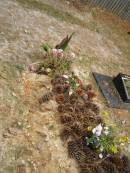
29;45;72;76
86;124;128;159
29;33;75;76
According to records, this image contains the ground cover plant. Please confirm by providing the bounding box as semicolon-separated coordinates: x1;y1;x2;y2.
29;34;130;173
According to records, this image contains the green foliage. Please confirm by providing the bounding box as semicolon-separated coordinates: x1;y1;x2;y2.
41;43;51;52
99;134;118;154
38;48;72;76
86;132;118;153
56;58;72;74
86;125;129;155
68;74;78;90
68;73;81;91
102;111;109;119
109;144;118;154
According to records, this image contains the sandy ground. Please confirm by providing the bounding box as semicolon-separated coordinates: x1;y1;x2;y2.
0;0;130;172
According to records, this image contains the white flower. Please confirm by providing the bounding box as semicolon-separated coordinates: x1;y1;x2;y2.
104;130;109;135
69;89;73;95
57;49;63;53
99;153;103;159
92;124;102;137
63;75;69;79
104;126;109;130
104;126;109;135
57;49;63;57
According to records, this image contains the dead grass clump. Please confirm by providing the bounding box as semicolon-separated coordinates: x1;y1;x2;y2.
100;161;119;173
121;155;130;173
90;103;100;115
79;168;91;173
16;164;27;173
60;127;72;141
90;165;105;173
107;155;124;170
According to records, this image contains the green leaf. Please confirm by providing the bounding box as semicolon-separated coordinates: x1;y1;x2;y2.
103;111;109;118
41;43;51;52
109;144;118;153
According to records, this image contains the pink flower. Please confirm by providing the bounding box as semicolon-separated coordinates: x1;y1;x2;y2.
52;49;63;57
52;48;58;56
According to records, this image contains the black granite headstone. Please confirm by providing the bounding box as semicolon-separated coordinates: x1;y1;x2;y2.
93;72;130;110
113;73;130;103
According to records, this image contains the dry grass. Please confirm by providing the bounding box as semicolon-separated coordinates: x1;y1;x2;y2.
17;0;86;26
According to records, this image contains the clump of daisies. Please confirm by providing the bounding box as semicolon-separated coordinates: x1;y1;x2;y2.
86;124;129;159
